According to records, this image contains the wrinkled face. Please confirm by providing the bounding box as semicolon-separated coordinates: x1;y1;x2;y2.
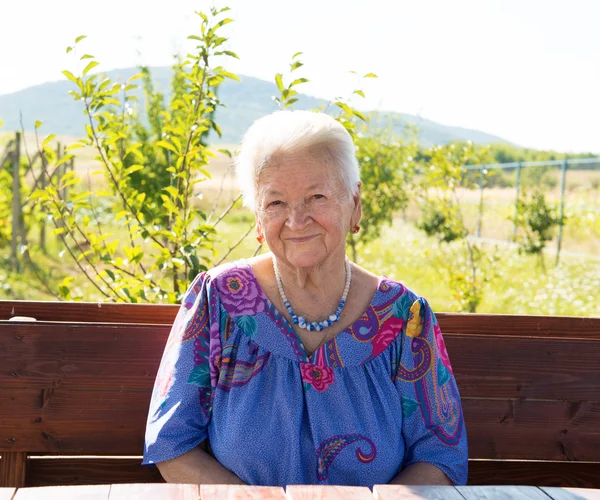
255;149;361;269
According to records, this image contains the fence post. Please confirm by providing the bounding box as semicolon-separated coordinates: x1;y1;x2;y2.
556;158;568;265
10;132;23;272
512;162;522;238
476;167;485;238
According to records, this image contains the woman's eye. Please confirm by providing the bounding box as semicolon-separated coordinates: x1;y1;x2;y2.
313;194;325;200
268;200;282;207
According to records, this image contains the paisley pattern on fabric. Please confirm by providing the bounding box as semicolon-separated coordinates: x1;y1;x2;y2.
315;434;376;481
405;299;423;338
217;343;271;392
414;304;463;446
394;336;433;382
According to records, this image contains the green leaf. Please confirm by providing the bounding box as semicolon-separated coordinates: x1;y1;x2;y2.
215;50;239;59
284;98;299;108
235;315;257;339
275;73;284;92
164;186;179;199
214;18;233;29
290;78;309;87
393;294;413;319
352;109;366;121
75;35;87;43
35;120;43;129
62;70;79;85
188;35;202;41
42;134;56;149
437;359;450;386
353;89;365;98
156;140;179;154
401;396;420;419
290;61;303;72
80;54;94;60
66;46;73;54
218;69;239;81
292;51;303;59
128;73;145;81
188;365;210;387
363;72;378;78
83;61;99;76
124;164;144;175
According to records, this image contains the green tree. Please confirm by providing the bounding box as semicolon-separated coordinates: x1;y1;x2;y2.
417;143;498;312
512;189;565;271
28;7;238;303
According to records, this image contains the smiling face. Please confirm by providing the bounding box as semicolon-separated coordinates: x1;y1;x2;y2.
255;148;361;269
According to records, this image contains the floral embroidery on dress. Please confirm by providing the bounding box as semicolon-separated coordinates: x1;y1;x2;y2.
371;315;404;358
301;363;335;392
214;266;265;316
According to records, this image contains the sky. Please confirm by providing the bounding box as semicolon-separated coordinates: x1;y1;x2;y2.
1;0;599;152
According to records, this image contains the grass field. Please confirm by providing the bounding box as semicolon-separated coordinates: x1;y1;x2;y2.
1;133;599;315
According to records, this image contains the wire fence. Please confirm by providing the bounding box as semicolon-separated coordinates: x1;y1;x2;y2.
459;157;600;260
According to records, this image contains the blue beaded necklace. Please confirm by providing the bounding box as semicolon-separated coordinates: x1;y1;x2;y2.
273;256;352;332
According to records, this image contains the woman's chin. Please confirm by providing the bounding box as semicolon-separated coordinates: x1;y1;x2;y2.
283;248;328;269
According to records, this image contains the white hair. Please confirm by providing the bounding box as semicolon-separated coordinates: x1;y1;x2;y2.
235;110;360;210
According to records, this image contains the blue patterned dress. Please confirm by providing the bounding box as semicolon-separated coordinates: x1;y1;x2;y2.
142;259;468;486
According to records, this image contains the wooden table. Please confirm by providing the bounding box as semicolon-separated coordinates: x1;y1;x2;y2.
1;484;600;499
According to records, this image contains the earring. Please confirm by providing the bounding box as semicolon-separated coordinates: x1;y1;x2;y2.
352;225;360;234
257;234;265;244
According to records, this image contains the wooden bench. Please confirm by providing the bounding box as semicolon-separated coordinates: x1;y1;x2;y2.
1;301;599;488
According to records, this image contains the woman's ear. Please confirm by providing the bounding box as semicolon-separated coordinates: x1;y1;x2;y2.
352;182;362;226
255;211;264;239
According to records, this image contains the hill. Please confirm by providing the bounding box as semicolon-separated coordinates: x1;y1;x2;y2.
0;66;512;147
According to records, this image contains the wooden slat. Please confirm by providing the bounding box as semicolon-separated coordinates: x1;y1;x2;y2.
26;458;163;486
285;485;373;499
3;389;600;460
468;460;600;488
3;324;600;401
0;453;26;488
0;302;177;325
446;335;600;400
456;485;549;499
200;485;285;499
464;399;600;461
109;483;199;499
13;484;110;499
373;485;463;499
0;488;15;500
21;458;600;489
438;313;600;339
542;487;600;499
0;323;167;390
0;390;149;454
2;300;599;338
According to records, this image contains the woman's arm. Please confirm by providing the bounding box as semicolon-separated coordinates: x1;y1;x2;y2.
157;443;245;485
389;462;452;485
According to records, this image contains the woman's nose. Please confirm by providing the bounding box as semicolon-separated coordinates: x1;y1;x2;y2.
286;205;311;231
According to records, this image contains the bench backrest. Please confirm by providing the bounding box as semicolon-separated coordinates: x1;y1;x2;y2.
1;301;599;488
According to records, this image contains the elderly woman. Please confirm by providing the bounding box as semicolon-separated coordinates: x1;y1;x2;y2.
142;110;468;486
